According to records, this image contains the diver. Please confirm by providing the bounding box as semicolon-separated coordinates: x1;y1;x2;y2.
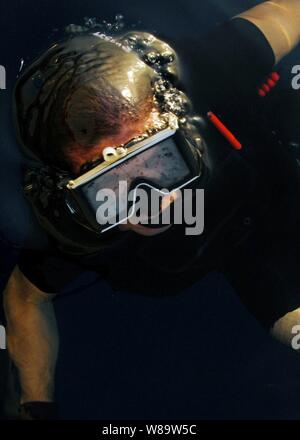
2;0;300;419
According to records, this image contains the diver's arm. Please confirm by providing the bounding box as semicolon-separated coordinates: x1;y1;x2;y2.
3;266;58;406
237;0;300;64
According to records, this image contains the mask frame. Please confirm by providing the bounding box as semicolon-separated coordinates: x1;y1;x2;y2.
61;124;203;234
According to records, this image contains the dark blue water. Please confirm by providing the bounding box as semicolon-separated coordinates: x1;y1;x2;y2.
1;0;300;420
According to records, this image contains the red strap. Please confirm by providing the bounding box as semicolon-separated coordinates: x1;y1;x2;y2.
207;111;242;150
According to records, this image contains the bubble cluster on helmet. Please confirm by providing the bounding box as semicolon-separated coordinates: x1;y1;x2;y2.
64;16;192;120
65;14;126;35
117;31;192;119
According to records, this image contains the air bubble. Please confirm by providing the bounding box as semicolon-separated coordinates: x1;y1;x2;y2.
84;17;97;28
162;52;175;63
144;51;159;64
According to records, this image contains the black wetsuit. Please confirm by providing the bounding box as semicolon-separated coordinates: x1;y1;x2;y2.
2;18;300;330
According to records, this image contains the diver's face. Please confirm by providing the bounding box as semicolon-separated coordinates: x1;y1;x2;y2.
68;113;173;237
119;184;176;236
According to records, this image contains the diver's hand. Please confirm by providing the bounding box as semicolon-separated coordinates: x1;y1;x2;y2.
236;0;300;64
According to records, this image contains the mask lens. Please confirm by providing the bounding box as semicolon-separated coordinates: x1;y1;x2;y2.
66;130;201;233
